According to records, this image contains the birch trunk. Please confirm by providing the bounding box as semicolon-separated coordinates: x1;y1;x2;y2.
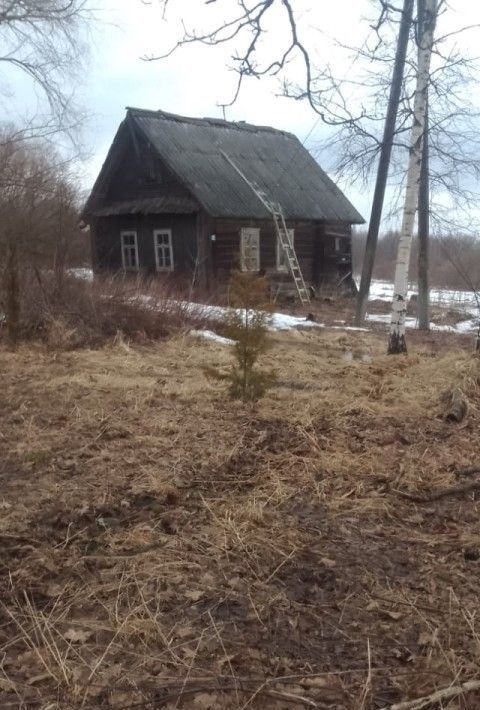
388;0;437;354
417;100;430;330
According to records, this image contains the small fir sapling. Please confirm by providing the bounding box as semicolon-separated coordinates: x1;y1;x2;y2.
205;271;276;401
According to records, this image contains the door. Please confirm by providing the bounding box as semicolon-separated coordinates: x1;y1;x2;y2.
240;227;260;272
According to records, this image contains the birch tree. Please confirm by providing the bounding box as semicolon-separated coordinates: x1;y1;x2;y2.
387;0;438;354
417;99;430;330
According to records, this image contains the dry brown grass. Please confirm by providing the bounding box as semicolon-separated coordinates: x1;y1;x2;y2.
1;327;480;708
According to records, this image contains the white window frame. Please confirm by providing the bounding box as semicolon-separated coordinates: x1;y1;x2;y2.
240;227;260;272
121;230;139;271
153;229;174;272
276;229;295;272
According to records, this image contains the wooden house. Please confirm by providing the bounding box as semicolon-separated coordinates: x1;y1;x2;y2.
82;108;364;295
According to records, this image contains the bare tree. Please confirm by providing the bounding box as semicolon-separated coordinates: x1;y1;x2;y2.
149;1;372;129
388;0;437;354
417;97;430;329
318;0;480;332
0;0;92;135
0;128;85;344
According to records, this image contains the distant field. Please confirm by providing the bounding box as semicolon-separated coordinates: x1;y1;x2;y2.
1;328;480;708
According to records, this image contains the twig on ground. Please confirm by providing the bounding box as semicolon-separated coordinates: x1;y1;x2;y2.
395;480;480;502
455;466;480;477
382;678;480;709
115;684;320;709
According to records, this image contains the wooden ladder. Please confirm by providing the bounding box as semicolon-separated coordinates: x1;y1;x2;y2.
271;208;310;304
221;151;310;304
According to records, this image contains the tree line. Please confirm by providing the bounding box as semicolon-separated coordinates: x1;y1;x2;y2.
353;230;480;293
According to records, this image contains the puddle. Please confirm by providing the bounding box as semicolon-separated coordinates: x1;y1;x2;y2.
343;351;373;364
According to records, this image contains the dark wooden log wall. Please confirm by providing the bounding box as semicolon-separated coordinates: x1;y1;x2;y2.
319;223;353;284
211;218;352;286
91;214;197;275
91;212;353;289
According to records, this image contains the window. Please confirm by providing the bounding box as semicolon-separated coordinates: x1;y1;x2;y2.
277;229;295;272
240;227;260;272
121;231;139;270
154;229;174;271
334;237;350;254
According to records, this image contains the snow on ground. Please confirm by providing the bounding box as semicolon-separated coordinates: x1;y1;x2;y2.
364;279;479;334
188;330;235;346
69;270;478;337
68;268;94;281
168;300;326;333
367;279;478;316
366;313;458;333
366;312;478;334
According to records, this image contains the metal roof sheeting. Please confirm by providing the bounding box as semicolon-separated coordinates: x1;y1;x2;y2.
129;108;364;224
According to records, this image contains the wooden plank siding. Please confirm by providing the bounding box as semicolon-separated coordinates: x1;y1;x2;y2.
320;223;353;285
91;211;353;291
211;218;352;287
91;214;197;275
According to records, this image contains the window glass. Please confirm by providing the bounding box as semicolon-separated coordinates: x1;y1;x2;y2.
154;230;174;271
121;231;138;270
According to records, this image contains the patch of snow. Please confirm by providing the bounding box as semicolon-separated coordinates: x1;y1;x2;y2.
69;268;94;281
269;312;324;331
454;319;478;334
331;325;370;332
189;329;234;346
167;299;327;333
365;278;479;315
366;312;477;334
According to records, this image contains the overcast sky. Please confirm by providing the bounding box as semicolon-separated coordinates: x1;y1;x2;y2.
2;0;480;223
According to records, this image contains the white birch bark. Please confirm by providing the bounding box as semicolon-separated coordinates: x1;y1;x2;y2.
388;0;437;354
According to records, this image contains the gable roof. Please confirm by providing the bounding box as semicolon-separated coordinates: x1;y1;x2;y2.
85;108;364;224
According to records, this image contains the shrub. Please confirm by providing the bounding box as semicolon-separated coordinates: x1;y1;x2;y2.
205;271;276;402
0;269;207;348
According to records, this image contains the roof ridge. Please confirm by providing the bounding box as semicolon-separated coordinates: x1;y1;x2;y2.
126;106;292;136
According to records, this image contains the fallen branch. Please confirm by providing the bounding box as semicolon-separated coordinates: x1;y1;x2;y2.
455;466;480;477
114;684;319;708
395;480;480;503
382;678;480;709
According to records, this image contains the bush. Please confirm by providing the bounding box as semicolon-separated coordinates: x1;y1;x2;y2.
0;269;207;348
204;271;276;402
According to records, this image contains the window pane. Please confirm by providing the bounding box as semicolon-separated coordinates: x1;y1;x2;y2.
154;231;173;270
121;233;138;268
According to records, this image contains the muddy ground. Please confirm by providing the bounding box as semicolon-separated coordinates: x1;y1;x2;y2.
1;325;480;709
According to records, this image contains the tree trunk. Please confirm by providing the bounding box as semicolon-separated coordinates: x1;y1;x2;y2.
5;241;20;347
355;0;415;326
417;0;430;331
417;99;430;330
388;0;437;354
